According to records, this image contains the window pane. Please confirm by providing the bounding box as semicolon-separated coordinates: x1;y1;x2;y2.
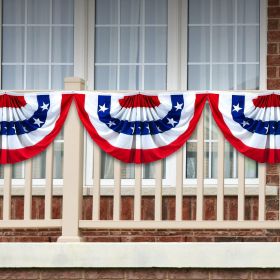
52;65;74;89
212;65;234;90
188;0;210;24
52;27;74;63
95;27;118;63
212;27;234;63
2;66;24;90
188;65;210;90
94;66;118;90
26;65;49;89
145;0;167;25
237;26;259;62
212;0;234;24
186;142;197;179
188;27;210;63
237;0;259;24
2;27;25;63
3;0;25;24
27;27;49;63
144;66;166;90
145;27;167;63
95;0;118;25
120;0;141;24
33;151;46;179
27;0;50;24
237;64;259;90
119;65;141;90
52;0;74;24
120;27;141;63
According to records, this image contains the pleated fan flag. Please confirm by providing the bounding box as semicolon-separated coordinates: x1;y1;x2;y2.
75;92;207;163
0;92;73;163
208;92;280;163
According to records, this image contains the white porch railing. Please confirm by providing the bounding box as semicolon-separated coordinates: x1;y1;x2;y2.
0;77;278;242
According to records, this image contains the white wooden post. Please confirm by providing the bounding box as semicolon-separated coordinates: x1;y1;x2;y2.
57;77;84;242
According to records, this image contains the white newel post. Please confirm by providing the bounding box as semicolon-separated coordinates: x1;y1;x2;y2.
57;77;85;242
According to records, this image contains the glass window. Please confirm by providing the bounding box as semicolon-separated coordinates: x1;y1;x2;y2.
0;0;74;180
94;0;167;180
186;0;260;179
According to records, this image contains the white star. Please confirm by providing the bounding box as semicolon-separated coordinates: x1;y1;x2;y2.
131;126;135;134
107;121;115;127
174;102;183;111
167;118;177;127
11;125;16;132
40;102;49;111
98;103;108;113
146;126;150;132
241;120;249;127
33;118;44;127
156;126;162;132
23;126;28;132
265;126;269;134
232;103;242;112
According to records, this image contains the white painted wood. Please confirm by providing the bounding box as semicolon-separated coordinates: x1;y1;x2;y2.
196;114;204;221
3;243;280;268
58;78;84;242
155;160;162;221
175;149;183;221
238;153;245;221
113;159;121;221
134;165;142;221
217;131;224;221
24;160;32;221
92;143;101;221
258;163;266;221
44;144;54;221
3;165;12;221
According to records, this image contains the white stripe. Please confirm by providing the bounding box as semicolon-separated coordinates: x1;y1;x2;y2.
220;94;280;149
2;94;62;149
85;94;195;150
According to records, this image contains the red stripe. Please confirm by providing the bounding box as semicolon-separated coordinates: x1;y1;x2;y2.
253;93;280;108
119;94;160;108
208;94;280;163
75;94;207;164
0;94;26;108
0;94;73;164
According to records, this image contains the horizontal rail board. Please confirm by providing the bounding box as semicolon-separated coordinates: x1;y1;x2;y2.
79;220;280;229
0;220;62;228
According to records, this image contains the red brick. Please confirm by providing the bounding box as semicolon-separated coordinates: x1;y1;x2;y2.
141;196;154;220
183;196;196;220
269;0;280;5
245;197;258;220
266;174;279;185
268;31;280;42
267;163;279;174
268;43;278;54
253;269;280;279
224;197;237;220
85;269;124;279
41;269;84;279
52;196;62;219
269;7;280;18
269;19;279;30
0;269;40;280
268;54;280;65
168;268;209;279
162;196;175;220
126;269;167;280
268;67;277;78
204;196;217;220
100;196;113;220
211;269;250;279
82;196;92;220
121;196;134;220
121;236;156;242
267;79;280;89
32;196;44;219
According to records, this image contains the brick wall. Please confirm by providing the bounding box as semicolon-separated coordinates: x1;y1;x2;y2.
1;268;280;280
267;0;280;186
